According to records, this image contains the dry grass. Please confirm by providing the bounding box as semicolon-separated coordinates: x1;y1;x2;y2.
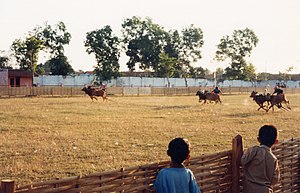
1;94;300;185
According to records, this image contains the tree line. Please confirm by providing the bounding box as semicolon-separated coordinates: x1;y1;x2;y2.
0;16;262;84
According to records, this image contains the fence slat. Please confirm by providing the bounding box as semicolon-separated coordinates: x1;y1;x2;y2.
1;180;15;193
231;135;243;193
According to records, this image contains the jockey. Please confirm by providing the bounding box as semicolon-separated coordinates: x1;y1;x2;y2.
273;86;283;95
99;81;107;91
273;85;284;108
212;86;222;95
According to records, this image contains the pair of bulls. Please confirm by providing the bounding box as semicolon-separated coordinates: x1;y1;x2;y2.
250;91;291;112
196;90;222;104
82;86;107;101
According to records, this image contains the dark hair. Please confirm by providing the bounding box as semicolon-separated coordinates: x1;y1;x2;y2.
258;125;278;147
167;138;190;164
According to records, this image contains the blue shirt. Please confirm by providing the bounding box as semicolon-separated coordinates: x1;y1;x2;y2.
154;168;201;193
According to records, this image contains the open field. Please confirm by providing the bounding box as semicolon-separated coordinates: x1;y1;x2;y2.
1;94;300;185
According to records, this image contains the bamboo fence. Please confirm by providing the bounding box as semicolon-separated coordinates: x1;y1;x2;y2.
1;135;300;193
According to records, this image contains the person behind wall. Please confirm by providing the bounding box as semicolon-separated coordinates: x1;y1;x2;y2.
154;138;201;193
241;125;280;193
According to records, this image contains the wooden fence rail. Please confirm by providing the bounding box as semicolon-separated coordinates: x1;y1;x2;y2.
1;86;300;97
1;135;300;193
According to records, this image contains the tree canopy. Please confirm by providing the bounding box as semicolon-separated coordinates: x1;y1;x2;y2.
85;25;120;81
215;28;259;80
10;21;74;76
121;17;205;80
0;51;11;69
121;16;167;73
5;17;266;82
11;35;44;75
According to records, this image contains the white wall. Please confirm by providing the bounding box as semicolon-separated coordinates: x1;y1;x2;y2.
0;69;8;86
33;75;300;88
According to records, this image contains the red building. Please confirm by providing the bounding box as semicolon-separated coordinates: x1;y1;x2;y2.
0;69;33;87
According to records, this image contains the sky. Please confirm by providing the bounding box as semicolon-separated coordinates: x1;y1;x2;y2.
1;0;300;74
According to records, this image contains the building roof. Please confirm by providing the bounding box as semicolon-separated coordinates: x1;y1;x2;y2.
8;69;33;78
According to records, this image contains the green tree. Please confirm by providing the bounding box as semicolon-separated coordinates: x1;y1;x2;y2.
215;28;258;80
0;52;11;69
36;63;46;75
36;22;74;75
11;21;73;76
244;63;256;82
164;25;204;85
188;66;207;79
164;30;180;59
216;67;225;82
45;54;74;76
121;16;167;73
279;66;294;83
179;25;204;64
158;52;177;87
0;56;9;68
85;25;120;81
36;21;71;56
11;35;44;76
257;72;271;81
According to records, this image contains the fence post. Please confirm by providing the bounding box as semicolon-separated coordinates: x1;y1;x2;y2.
231;135;243;193
1;180;15;193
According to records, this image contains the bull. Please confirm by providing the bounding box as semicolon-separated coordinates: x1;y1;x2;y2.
266;93;291;112
250;91;269;111
82;85;107;101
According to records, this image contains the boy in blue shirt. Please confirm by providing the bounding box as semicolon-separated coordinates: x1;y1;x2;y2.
154;138;201;193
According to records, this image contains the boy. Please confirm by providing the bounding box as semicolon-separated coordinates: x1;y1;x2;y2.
241;125;280;193
154;138;201;193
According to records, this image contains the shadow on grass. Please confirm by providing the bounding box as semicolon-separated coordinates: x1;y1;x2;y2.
225;112;264;118
152;105;191;110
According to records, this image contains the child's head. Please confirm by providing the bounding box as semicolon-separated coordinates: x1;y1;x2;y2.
167;138;190;164
258;125;278;147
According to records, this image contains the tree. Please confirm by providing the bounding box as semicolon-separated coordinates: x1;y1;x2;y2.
164;25;204;85
36;22;74;75
0;51;11;69
11;35;44;76
0;56;9;68
244;63;256;82
121;16;167;73
216;67;225;83
188;66;207;79
179;25;204;64
85;25;120;81
158;52;177;87
279;66;294;83
45;54;74;76
215;28;259;80
11;21;74;76
36;21;71;56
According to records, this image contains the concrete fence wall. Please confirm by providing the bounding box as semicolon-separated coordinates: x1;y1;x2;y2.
33;75;300;88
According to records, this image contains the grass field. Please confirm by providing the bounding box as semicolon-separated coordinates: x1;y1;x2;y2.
1;94;300;185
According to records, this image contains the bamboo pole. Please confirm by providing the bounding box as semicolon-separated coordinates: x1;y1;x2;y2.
231;135;243;193
1;180;15;193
